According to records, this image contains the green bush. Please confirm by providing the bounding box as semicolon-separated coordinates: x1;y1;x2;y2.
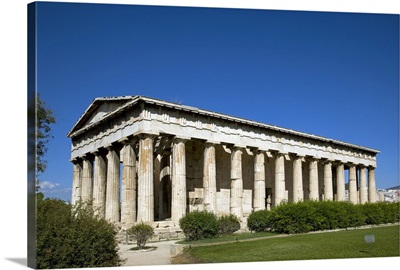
255;200;369;234
313;200;341;230
218;214;241;235
247;210;271;232
358;202;400;225
376;202;400;224
127;222;154;249
327;201;364;229
179;210;219;241
268;201;315;234
36;193;123;269
359;202;385;225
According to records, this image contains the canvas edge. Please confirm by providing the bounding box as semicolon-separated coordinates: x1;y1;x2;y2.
27;2;37;269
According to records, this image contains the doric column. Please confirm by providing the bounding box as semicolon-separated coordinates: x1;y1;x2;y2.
71;160;82;205
159;153;171;220
93;151;106;217
253;151;266;211
154;154;161;221
368;167;377;203
203;142;217;213
137;134;155;223
230;147;243;219
274;152;286;206
292;155;303;202
323;161;333;200
81;157;93;203
359;166;368;204
171;137;187;224
336;163;345;201
105;146;120;223
309;159;319;201
121;141;137;229
348;164;358;204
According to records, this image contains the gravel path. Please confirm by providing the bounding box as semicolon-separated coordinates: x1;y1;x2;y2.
119;240;177;266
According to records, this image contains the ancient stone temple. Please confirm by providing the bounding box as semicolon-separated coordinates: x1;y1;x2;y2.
67;95;379;229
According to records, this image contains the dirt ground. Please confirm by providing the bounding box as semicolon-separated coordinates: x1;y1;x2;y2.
118;240;178;266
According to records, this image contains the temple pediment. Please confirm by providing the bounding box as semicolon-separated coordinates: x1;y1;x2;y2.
67;96;138;137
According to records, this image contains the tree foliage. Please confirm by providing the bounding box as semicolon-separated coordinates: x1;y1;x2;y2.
36;193;124;269
36;94;55;175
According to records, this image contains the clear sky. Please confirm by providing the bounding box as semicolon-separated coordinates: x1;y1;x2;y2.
35;2;399;201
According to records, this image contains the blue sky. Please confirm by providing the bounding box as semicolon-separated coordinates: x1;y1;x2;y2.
35;2;399;201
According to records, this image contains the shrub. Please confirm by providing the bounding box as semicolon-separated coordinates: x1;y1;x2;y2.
379;202;400;223
361;202;400;224
325;201;364;229
269;201;315;234
36;193;123;269
313;200;341;230
247;210;271;232
246;201;396;236
266;200;365;234
127;222;154;249
341;202;365;228
179;210;219;241
359;202;385;225
218;214;241;235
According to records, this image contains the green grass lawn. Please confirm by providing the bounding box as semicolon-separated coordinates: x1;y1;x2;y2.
175;225;400;264
176;231;278;245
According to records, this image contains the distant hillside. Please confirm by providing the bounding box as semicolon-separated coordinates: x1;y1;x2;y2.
386;185;400;190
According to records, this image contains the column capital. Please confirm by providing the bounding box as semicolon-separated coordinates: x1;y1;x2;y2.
251;148;266;155
272;151;288;158
137;133;158;140
321;158;334;165
172;136;190;144
105;143;117;151
224;144;244;153
90;147;109;156
204;140;219;146
289;153;305;160
231;146;244;154
332;160;344;166
92;150;103;157
118;136;138;145
81;153;94;161
70;157;82;164
232;144;246;150
305;155;320;162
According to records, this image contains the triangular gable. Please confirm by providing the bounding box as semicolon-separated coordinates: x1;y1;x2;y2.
67;96;137;137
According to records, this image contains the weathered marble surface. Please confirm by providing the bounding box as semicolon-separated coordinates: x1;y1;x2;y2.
69;96;379;227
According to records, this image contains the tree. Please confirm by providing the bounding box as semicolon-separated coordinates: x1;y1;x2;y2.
36;94;55;175
36;194;124;268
